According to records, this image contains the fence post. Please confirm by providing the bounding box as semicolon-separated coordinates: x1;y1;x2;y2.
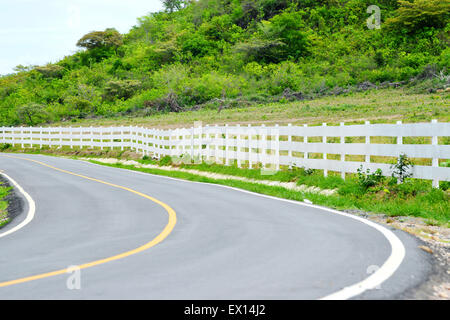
128;126;132;152
431;119;439;188
154;128;157;157
198;122;203;163
178;127;183;159
59;127;63;149
303;124;308;165
288;123;292;169
275;124;280;171
261;124;267;170
224;124;229;166
100;127;103;151
133;126;137;154
236;124;241;168
204;125;210;163
323;123;328;177
189;126;194;162
80;126;83;150
340;122;346;179
21;127;24;148
162;128;166;158
90;126;94;149
113;127;117;153
147;129;155;156
365;121;370;164
145;127;149;157
396;120;403;145
215;124;220;164
120;127;124;151
180;128;184;158
29;126;33;148
169;128;173;158
151;127;155;158
247;124;252;169
396;120;403;184
69;126;73;149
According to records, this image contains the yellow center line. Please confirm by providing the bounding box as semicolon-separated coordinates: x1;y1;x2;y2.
0;154;177;288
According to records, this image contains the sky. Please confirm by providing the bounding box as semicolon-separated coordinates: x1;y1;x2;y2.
0;0;164;75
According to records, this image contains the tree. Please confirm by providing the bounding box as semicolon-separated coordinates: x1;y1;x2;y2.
266;10;309;60
76;28;123;50
234;10;309;63
235;38;286;63
181;32;215;57
77;28;123;64
34;64;64;79
103;80;142;101
386;0;450;33
391;154;413;183
161;0;185;13
16;103;49;125
13;65;33;73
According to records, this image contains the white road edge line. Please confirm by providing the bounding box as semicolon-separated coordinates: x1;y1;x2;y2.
81;159;406;300
0;172;36;239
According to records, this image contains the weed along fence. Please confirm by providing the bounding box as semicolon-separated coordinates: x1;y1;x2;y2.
1;120;449;187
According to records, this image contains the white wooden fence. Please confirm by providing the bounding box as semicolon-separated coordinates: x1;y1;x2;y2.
1;120;449;187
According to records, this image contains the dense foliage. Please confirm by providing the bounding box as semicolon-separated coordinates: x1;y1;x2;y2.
0;0;449;125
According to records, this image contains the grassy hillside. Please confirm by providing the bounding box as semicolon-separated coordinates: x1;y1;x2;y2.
51;88;449;128
0;0;449;127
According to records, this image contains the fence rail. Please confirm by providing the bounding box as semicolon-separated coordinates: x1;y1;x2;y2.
1;120;449;187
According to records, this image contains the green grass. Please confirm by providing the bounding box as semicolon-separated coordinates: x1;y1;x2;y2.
0;185;10;228
90;160;450;226
177;162;353;190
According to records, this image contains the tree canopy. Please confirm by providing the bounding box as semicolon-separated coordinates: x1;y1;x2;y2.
76;28;123;50
386;0;450;33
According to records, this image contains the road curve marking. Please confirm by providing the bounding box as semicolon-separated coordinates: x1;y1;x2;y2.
0;172;36;239
85;159;406;300
0;154;177;288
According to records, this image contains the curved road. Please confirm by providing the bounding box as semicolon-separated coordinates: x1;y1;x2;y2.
0;154;432;299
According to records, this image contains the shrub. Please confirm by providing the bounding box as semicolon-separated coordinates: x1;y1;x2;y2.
391;154;413;183
34;64;65;79
357;166;384;190
180;32;215;58
0;143;12;151
159;155;173;166
144;91;183;113
103;80;142;101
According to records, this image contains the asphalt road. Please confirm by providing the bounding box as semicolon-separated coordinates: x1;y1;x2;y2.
0;154;432;299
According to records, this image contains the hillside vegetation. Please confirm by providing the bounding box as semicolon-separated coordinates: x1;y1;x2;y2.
0;0;449;126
